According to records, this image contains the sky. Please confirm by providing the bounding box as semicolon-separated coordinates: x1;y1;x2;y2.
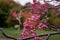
13;0;60;6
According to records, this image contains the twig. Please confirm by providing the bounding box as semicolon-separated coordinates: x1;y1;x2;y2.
0;28;17;40
46;33;51;40
19;31;60;40
0;28;60;40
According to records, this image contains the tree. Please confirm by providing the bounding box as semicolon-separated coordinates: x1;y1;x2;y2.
0;0;22;27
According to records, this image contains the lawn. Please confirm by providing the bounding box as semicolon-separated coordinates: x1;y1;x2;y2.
0;28;60;40
0;28;22;38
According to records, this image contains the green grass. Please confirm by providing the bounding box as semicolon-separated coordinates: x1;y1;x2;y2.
36;30;60;40
0;32;3;38
0;28;60;40
49;34;60;40
0;28;22;38
36;30;54;34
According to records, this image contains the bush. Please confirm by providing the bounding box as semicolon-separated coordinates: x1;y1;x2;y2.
0;0;21;27
48;8;60;28
53;18;60;28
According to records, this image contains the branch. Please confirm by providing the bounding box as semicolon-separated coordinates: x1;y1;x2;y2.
0;28;60;40
46;34;51;40
19;31;60;40
0;28;17;40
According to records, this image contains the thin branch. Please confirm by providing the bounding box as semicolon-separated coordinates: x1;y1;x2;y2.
0;28;60;40
46;34;51;40
0;28;17;40
19;31;60;40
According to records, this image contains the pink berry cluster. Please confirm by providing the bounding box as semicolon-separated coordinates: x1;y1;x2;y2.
12;0;48;40
30;0;47;14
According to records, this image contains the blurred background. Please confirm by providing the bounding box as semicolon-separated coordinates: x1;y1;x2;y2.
0;0;60;40
0;0;60;28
